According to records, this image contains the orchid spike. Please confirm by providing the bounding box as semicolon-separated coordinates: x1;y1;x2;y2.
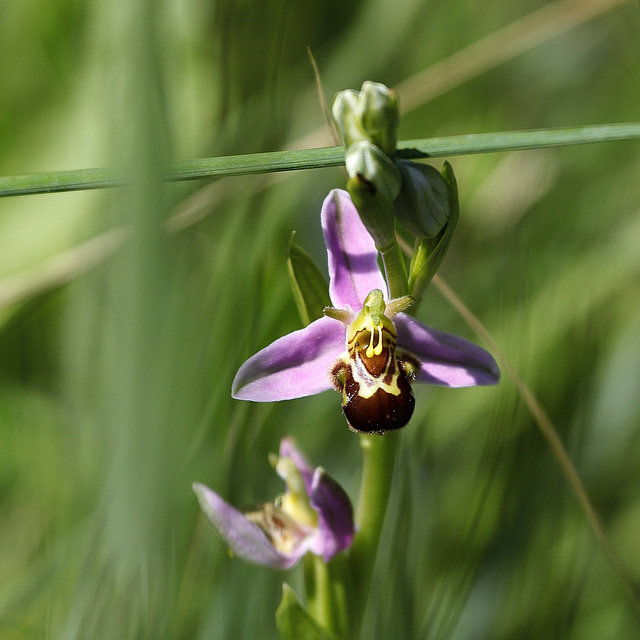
193;438;354;569
232;189;500;434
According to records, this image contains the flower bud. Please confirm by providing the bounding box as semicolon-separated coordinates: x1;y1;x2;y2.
332;81;399;156
355;81;399;157
332;89;365;149
346;176;396;252
393;160;450;238
345;140;401;203
344;141;401;251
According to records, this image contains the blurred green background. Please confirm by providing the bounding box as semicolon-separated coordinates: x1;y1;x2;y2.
1;0;640;638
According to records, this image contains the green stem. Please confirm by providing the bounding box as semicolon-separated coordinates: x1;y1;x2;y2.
304;553;349;639
3;122;640;197
342;229;408;637
379;240;408;299
347;432;400;638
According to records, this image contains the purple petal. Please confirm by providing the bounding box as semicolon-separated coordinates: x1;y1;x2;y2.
192;483;300;569
278;438;355;561
395;314;500;387
308;468;355;562
322;189;386;310
232;316;345;401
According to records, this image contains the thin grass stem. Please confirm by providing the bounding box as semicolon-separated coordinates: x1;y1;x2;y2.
431;273;640;613
165;0;629;230
2;122;640;198
395;0;629;111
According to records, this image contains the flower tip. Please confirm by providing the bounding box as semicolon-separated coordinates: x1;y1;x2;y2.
488;358;501;384
230;373;243;400
192;482;216;515
468;352;501;387
192;481;206;499
230;367;254;400
472;348;501;386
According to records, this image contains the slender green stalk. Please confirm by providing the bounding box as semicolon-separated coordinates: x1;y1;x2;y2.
380;241;409;299
304;554;349;639
2;122;640;197
345;238;408;637
401;121;640;156
432;273;640;613
347;432;400;638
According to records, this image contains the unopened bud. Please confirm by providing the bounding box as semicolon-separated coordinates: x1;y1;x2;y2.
355;81;399;157
332;81;399;156
346;172;396;252
345;140;401;204
332;89;364;149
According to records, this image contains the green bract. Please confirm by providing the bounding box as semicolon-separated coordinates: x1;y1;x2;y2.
408;162;460;299
394;160;450;239
276;584;339;640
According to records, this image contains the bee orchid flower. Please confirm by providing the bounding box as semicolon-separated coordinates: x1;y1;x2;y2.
232;189;500;434
193;438;354;569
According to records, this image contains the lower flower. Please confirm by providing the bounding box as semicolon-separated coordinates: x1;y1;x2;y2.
193;438;354;569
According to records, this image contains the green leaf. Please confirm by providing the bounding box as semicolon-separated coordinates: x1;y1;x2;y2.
287;233;330;326
276;584;338;640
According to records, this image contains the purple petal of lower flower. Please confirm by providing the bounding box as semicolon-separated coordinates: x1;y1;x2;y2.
308;468;355;562
394;314;500;387
279;437;314;491
322;189;387;310
232;316;346;401
193;483;300;569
